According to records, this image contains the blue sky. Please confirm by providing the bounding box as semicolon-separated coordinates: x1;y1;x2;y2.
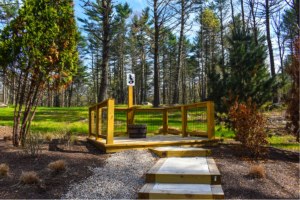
74;0;148;22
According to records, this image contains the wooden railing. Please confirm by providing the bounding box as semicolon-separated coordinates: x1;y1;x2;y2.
123;101;215;139
89;100;215;144
88;98;115;144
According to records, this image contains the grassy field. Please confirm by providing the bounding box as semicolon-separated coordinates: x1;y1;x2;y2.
0;106;89;134
0;106;298;152
268;135;299;152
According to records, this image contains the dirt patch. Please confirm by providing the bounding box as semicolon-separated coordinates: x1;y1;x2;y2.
0;128;108;199
211;143;299;199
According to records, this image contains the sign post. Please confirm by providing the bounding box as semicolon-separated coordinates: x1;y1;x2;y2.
126;73;135;108
126;74;135;132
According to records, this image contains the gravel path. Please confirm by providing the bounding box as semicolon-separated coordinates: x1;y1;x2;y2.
62;150;157;199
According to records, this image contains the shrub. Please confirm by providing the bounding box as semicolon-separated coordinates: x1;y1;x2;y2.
0;163;9;176
23;132;43;157
249;165;266;178
20;171;40;184
229;99;268;157
44;133;53;142
48;160;67;172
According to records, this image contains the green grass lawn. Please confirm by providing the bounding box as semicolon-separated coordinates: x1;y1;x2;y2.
0;106;298;152
268;135;299;152
0;106;89;134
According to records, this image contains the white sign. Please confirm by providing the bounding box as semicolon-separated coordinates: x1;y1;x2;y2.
127;73;135;86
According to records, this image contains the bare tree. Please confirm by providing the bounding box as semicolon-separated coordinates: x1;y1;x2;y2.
149;0;174;107
172;0;194;104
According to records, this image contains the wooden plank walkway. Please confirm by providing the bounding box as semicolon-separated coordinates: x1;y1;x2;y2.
138;146;224;199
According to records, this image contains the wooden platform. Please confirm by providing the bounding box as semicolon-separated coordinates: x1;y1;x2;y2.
87;135;217;153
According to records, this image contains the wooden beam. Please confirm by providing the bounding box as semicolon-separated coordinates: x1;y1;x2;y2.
207;101;215;139
128;86;133;108
89;99;110;111
88;108;92;137
89;109;95;137
181;106;187;137
163;109;168;135
96;106;100;138
106;98;115;145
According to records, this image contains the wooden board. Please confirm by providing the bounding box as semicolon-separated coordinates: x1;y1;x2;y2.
146;157;221;184
138;183;224;199
87;135;219;153
150;146;211;157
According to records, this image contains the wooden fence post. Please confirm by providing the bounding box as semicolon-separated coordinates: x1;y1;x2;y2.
106;99;115;145
163;109;168;135
89;108;95;137
207;101;215;139
128;86;133;108
96;106;99;138
181;106;187;137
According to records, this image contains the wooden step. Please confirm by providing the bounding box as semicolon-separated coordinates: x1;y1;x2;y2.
138;183;224;199
146;157;221;184
150;146;211;157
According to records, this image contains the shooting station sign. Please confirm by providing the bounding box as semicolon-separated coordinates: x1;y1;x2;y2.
127;73;135;86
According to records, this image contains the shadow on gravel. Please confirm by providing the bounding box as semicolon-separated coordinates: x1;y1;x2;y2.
48;139;105;155
210;143;299;163
225;187;278;199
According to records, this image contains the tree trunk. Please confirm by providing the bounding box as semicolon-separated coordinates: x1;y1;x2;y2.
265;0;275;77
98;0;112;103
265;0;276;102
140;46;146;104
219;2;226;85
249;0;258;44
173;0;185;104
153;0;160;107
230;0;235;28
68;82;73;107
241;0;245;32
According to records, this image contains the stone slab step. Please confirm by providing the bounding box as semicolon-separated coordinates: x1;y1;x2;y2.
150;146;211;157
138;183;224;199
146;157;221;184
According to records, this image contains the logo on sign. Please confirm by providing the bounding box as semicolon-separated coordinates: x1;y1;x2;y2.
127;74;135;86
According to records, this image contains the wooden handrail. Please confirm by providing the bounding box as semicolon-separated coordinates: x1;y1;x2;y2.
89;99;110;111
89;98;115;144
89;100;214;141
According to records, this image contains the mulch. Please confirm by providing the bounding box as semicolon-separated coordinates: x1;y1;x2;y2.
0;126;299;199
0;126;108;199
210;143;299;199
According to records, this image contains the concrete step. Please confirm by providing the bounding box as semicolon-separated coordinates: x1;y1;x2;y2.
146;157;221;184
150;146;211;157
138;183;224;199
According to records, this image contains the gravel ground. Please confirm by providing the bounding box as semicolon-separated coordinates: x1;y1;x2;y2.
62;150;157;199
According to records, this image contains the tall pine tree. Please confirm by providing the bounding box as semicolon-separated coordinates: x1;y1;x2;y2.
224;18;274;110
